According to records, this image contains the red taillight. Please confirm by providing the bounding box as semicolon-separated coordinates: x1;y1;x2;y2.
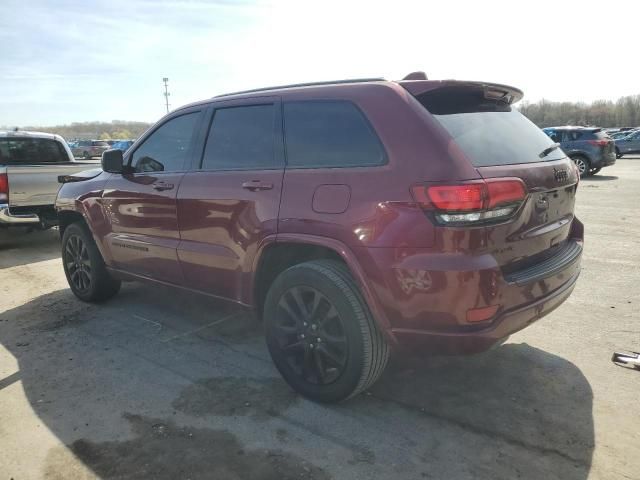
587;139;609;147
486;180;527;209
411;178;527;225
0;173;8;203
423;184;484;211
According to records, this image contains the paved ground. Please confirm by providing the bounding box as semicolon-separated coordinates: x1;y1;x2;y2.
1;159;639;480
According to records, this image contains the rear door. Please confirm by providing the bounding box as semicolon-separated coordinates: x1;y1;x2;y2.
101;109;202;283
177;98;284;304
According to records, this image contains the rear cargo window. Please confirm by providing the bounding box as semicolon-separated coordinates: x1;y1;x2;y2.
284;101;386;168
417;89;566;167
0;137;68;164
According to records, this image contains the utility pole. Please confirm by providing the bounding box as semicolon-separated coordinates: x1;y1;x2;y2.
162;77;170;113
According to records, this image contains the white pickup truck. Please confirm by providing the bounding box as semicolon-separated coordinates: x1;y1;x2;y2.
0;130;101;229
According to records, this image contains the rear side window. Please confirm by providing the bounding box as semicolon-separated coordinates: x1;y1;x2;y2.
566;131;583;141
202;104;278;170
131;112;199;173
418;89;566;167
0;138;68;164
284;101;386;168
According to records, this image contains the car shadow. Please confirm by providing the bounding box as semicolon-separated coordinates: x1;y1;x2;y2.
0;287;594;480
0;228;61;269
583;174;618;181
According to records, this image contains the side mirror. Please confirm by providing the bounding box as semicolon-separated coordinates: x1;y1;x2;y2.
101;149;124;173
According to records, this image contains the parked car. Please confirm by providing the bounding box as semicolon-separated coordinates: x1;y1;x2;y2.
542;126;615;177
615;129;640;158
56;76;583;402
610;130;634;140
0;130;100;228
71;140;110;159
111;140;134;152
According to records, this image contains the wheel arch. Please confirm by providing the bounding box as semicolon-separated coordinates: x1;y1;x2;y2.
57;209;87;238
251;234;394;340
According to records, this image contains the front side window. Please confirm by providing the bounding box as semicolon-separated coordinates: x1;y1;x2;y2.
283;101;386;168
131;112;198;173
202;104;278;170
0;138;68;164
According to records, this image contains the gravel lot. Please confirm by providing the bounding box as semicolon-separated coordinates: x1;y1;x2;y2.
1;158;639;480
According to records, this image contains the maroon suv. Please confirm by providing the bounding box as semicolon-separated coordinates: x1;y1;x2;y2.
55;76;583;402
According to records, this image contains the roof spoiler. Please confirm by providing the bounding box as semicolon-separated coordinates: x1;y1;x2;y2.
399;80;524;105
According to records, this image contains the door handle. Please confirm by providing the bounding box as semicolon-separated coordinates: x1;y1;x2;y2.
152;182;174;191
242;180;273;191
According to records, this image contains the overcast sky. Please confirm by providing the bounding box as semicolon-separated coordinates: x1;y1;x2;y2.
1;0;638;126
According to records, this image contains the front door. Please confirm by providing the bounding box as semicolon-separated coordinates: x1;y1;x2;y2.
102;109;202;283
177;98;284;303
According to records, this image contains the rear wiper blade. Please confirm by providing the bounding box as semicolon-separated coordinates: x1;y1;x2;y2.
539;143;561;158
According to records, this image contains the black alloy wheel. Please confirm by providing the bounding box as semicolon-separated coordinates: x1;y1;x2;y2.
64;233;92;294
272;285;348;385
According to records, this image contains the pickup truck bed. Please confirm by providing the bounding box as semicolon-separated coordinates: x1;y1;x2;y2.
1;131;101;228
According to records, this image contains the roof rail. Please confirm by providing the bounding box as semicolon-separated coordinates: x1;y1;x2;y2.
214;77;386;98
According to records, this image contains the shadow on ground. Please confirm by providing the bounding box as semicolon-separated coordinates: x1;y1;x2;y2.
0;228;60;269
0;286;594;479
582;174;618;182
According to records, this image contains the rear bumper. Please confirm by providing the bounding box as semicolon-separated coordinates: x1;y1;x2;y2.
354;222;584;355
593;153;616;168
391;269;579;354
0;203;41;226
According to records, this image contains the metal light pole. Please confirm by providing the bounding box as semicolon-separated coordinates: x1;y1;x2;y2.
162;77;170;113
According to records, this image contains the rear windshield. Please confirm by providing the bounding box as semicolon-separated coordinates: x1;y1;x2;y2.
0;137;68;164
417;88;566;167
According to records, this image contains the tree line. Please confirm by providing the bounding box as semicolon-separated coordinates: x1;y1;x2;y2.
5;120;152;141
518;94;640;128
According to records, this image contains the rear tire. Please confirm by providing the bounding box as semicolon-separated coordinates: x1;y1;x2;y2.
83;151;91;159
264;260;389;403
615;148;623;159
62;222;121;302
571;156;590;178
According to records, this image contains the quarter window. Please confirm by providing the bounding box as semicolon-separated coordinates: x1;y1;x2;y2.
202;104;278;170
283;101;386;168
131;112;199;173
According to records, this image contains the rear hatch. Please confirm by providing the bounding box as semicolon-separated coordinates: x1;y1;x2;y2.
404;82;580;275
582;129;615;159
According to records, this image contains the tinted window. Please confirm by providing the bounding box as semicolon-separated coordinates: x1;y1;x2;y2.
202;104;278;170
0;138;68;164
418;89;565;166
131;112;198;173
284;101;386;168
566;130;583;141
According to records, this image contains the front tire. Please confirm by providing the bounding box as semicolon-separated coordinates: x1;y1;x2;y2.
264;260;389;403
83;151;91;159
590;167;602;175
62;222;121;302
571;156;590;178
615;148;623;159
